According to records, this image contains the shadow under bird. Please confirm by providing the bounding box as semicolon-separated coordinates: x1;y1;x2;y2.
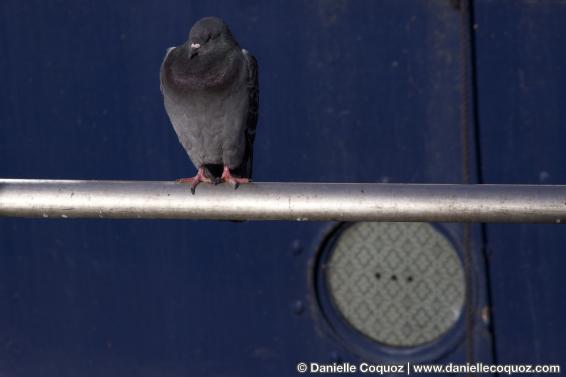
160;17;259;194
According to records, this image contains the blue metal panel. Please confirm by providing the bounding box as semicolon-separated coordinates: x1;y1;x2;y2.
474;0;566;364
0;1;496;375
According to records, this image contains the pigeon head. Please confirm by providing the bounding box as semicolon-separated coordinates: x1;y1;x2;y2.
187;17;238;60
162;17;242;91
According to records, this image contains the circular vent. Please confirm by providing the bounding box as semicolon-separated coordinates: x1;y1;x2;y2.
324;222;465;348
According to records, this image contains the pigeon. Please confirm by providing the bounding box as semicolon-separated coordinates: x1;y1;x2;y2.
160;17;259;194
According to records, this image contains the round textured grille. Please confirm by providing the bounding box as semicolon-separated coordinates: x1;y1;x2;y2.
326;222;465;347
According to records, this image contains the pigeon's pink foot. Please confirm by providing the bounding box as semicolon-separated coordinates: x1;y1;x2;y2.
176;167;213;194
221;166;250;189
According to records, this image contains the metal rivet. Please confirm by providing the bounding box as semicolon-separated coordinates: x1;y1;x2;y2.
293;300;305;315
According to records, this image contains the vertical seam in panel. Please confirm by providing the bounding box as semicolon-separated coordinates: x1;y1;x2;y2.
459;0;498;370
465;0;499;368
458;0;476;370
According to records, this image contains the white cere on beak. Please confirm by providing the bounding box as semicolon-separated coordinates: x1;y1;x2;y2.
190;43;201;49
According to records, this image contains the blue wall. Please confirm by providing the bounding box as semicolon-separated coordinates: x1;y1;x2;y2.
475;1;566;365
0;1;563;375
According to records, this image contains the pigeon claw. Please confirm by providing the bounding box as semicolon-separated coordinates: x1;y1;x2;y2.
221;166;250;190
176;167;213;194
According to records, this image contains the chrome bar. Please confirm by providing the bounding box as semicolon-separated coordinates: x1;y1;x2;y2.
0;179;565;223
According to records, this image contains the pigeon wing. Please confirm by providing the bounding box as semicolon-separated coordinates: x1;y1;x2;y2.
238;49;259;179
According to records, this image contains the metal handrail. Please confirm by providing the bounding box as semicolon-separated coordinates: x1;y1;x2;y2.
0;179;565;223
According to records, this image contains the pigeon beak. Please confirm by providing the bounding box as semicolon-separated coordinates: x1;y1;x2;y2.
189;43;200;59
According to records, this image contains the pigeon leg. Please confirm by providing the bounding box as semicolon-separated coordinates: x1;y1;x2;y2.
176;167;213;194
221;166;250;189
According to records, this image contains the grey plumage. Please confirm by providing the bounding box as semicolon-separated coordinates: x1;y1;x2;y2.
160;17;259;184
